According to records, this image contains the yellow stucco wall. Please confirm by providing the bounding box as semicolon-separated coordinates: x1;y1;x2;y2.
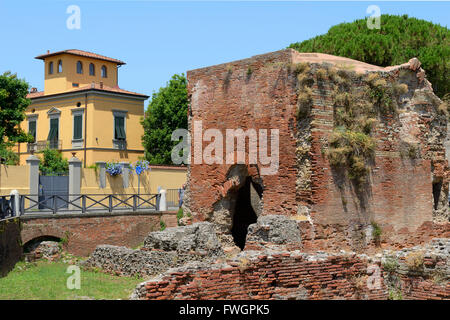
80;166;187;195
0;165;29;195
43;53;118;95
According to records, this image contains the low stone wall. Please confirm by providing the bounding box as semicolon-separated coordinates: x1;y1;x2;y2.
21;211;177;256
0;217;23;277
83;222;225;277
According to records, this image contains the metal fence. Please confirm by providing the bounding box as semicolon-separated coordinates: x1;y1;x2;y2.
166;189;182;209
0;193;161;218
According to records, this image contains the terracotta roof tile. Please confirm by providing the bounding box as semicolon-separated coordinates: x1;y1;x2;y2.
27;84;148;99
35;49;125;65
26;91;45;99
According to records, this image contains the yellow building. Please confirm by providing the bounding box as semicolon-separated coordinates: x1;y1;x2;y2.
15;49;149;166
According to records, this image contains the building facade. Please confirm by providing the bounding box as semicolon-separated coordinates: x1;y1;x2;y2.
15;49;149;166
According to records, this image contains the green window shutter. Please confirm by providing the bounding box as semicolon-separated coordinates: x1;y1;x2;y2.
48;118;59;141
73;115;82;140
115;116;125;140
29;121;36;141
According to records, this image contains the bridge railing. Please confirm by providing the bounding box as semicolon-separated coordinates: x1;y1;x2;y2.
17;193;161;215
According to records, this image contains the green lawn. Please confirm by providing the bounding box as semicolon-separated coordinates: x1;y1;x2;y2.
0;260;143;300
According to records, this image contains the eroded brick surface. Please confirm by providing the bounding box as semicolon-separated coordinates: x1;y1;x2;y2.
185;49;449;252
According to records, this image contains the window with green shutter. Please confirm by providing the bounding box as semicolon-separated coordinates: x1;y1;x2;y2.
73;114;83;140
114;116;126;140
28;120;36;142
48;118;59;141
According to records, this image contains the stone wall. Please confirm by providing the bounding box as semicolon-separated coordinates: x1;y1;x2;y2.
83;222;224;277
0;217;23;277
186;49;449;252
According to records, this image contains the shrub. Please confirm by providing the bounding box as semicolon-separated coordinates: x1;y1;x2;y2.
382;256;399;273
371;221;382;244
160;220;166;231
38;148;69;175
405;251;425;271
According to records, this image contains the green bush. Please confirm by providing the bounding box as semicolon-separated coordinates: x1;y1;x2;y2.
38;148;69;175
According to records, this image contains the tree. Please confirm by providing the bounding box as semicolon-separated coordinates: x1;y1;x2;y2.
289;15;449;98
0;71;33;164
38;148;69;175
141;74;188;164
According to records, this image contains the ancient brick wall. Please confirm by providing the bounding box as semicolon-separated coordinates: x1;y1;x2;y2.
20;211;177;256
142;252;387;300
186;50;299;222
138;240;449;300
0;217;23;277
186;49;449;252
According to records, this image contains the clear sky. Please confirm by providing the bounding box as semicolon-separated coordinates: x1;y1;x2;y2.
0;1;448;101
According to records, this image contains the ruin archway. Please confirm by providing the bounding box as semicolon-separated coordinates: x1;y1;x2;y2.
211;164;264;249
231;177;259;249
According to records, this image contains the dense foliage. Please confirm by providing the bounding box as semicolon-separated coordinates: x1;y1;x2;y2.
141;74;188;165
38;148;69;175
0;71;33;164
289;15;449;98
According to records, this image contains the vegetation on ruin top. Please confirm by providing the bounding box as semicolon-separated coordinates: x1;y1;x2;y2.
289;14;449;98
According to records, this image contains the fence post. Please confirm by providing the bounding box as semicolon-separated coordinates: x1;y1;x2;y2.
26;154;40;206
159;189;167;211
82;195;86;213
53;195;57;214
133;194;137;211
108;195;113;213
20;196;25;215
120;162;130;188
96;161;106;188
9;190;19;217
69;154;82;211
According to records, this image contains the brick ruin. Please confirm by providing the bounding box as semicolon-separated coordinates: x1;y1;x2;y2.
184;49;450;253
84;49;449;300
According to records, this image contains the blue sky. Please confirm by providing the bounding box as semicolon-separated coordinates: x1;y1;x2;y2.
0;1;448;101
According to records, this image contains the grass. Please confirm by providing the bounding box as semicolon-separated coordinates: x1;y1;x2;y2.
0;260;143;300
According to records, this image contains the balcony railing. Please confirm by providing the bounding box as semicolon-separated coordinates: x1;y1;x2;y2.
28;140;62;152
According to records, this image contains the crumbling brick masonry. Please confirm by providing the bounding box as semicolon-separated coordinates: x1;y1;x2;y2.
185;49;450;252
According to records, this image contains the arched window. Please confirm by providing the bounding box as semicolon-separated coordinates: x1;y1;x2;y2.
58;60;62;73
48;62;53;74
76;61;83;74
101;65;107;78
89;63;95;76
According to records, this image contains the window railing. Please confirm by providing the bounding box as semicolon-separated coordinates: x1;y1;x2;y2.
28;140;62;152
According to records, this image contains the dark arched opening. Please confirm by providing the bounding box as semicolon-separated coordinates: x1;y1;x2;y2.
231;177;259;250
23;236;61;253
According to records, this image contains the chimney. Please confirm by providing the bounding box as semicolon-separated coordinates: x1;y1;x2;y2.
30;87;37;93
100;81;103;89
47;50;50;54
